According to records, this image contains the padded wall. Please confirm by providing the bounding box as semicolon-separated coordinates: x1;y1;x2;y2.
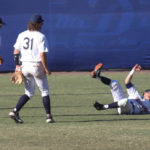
0;0;150;71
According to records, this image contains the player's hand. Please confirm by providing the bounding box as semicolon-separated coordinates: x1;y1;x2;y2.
133;64;141;71
15;65;21;72
45;69;51;75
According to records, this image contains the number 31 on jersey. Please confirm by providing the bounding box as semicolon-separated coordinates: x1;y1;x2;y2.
23;37;34;50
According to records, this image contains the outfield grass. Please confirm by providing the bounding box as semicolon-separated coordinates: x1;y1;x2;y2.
0;71;150;150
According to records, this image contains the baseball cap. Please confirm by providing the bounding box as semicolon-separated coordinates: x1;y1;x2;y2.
30;14;44;23
0;18;6;25
144;89;150;93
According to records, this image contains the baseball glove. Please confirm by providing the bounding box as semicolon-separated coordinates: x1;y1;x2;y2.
11;71;24;85
0;56;3;65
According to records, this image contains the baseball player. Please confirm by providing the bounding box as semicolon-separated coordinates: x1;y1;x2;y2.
0;18;5;65
92;63;150;114
9;14;54;123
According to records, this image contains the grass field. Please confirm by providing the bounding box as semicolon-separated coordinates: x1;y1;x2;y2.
0;71;150;150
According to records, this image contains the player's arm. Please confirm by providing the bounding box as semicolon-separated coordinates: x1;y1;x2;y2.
125;64;142;99
13;49;21;71
125;64;141;85
40;52;51;75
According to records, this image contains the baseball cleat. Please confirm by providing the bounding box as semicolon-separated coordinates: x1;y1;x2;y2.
9;111;24;123
46;117;55;123
91;63;103;78
93;101;104;110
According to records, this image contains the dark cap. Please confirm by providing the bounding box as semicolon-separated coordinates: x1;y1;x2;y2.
0;18;6;25
144;89;150;93
30;14;44;23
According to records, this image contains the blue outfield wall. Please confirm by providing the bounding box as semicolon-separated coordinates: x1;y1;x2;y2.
0;0;150;71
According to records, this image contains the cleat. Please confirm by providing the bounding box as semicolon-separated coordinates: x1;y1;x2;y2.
46;117;55;123
93;101;104;110
91;63;103;78
9;111;24;123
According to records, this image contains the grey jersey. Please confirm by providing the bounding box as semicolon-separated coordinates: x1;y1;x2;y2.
126;83;150;114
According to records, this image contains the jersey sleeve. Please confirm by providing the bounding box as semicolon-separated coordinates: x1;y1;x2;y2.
13;34;22;51
39;35;49;53
126;82;142;99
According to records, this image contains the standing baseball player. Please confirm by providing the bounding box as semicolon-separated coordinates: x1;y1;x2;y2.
0;18;5;65
9;14;54;123
92;63;150;114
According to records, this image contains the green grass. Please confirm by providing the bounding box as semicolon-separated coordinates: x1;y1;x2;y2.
0;71;150;150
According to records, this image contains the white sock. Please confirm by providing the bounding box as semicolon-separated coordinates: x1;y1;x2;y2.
103;105;109;109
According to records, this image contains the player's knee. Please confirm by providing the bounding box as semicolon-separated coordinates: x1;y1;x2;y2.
25;92;34;99
110;80;120;90
118;98;128;107
41;90;49;97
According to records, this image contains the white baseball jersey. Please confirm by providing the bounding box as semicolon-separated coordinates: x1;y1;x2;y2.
13;30;50;98
110;80;150;114
14;30;49;62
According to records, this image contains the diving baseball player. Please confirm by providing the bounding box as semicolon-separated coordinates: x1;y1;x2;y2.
92;63;150;114
9;14;54;123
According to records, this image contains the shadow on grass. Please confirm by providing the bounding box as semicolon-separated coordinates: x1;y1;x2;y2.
2;113;150;123
0;105;97;110
1;105;150;123
5;117;150;124
56;118;150;123
0;92;112;97
54;113;150;123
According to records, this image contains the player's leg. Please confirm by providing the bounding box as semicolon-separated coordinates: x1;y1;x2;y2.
94;98;128;111
100;78;130;114
9;75;35;123
93;79;131;114
91;63;103;78
92;63;126;101
42;95;54;123
94;78;128;114
34;75;54;123
9;94;30;123
91;63;127;114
